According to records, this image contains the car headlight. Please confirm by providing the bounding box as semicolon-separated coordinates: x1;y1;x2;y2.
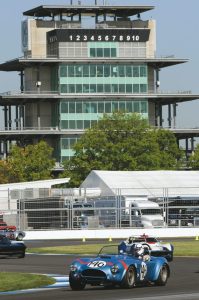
111;264;119;274
70;264;77;272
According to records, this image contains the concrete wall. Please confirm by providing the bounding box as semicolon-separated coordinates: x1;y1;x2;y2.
24;227;199;240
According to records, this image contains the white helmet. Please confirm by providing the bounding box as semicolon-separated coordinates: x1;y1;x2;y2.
134;243;144;256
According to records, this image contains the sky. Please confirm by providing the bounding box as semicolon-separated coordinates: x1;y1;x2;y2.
0;0;199;128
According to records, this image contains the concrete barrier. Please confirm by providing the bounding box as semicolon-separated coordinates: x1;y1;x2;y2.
24;227;199;240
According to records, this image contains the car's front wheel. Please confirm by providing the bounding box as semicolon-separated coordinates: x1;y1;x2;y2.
121;265;136;288
69;273;86;290
155;264;169;286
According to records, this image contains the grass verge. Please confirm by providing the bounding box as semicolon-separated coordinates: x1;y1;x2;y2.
0;272;55;292
27;240;199;256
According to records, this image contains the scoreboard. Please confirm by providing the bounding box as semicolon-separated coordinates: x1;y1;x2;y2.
47;28;150;43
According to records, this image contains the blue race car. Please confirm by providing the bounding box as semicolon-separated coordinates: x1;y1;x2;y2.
69;244;170;290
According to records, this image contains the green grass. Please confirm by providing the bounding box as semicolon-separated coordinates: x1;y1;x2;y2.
27;240;199;257
0;272;55;292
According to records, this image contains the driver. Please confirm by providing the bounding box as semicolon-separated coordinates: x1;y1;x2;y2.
131;243;150;261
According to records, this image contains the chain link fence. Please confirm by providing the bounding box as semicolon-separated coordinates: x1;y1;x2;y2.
0;187;199;230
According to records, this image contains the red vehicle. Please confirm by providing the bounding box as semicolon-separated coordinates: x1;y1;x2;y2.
0;221;16;231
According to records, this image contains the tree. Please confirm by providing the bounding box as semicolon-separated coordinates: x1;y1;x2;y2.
0;160;13;184
188;144;199;169
63;112;182;187
6;141;56;182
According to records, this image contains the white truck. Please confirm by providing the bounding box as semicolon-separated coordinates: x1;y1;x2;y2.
127;198;164;228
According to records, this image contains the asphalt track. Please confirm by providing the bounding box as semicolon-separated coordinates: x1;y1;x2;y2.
0;240;199;300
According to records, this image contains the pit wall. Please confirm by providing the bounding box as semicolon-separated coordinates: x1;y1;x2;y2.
24;227;199;240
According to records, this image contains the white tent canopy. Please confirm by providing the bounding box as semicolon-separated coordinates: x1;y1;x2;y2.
0;178;70;191
80;170;199;198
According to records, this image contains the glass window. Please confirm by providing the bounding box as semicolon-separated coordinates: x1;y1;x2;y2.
111;48;116;57
97;65;103;77
75;65;82;77
141;101;147;113
84;120;90;128
119;102;125;111
83;65;89;77
69;102;75;113
83;84;89;93
69;120;76;129
134;101;140;112
90;102;97;113
68;65;74;77
76;102;82;113
133;84;139;93
126;66;132;77
90;65;96;77
104;65;110;77
126;102;133;112
111;84;118;93
119;84;125;93
76;84;82;93
104;48;110;57
61;102;68;113
61;120;69;129
90;48;95;57
140;84;147;93
112;102;118;112
98;102;104;113
111;65;118;77
83;103;91;113
105;102;111;113
140;66;147;77
104;84;111;93
97;84;103;93
60;66;67;77
61;139;69;149
70;138;77;147
90;84;96;93
76;120;83;129
91;120;97;127
118;65;125;77
97;48;103;57
133;66;139;77
126;84;132;93
60;84;68;93
68;84;75;93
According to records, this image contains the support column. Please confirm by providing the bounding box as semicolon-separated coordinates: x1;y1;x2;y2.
159;104;163;127
185;138;189;161
156;68;160;93
37;102;41;129
20;71;24;92
19;105;24;130
173;103;177;128
155;103;162;127
15;105;19;130
4;106;8;130
8;105;12;130
168;104;171;128
191;137;195;154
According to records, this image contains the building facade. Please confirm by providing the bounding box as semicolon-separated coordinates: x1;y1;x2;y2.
0;4;199;163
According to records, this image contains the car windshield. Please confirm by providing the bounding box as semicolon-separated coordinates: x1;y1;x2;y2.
98;245;119;256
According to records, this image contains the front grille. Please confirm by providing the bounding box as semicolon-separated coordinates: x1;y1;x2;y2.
82;269;106;279
152;220;164;226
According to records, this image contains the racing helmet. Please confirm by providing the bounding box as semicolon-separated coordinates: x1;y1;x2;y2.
132;243;144;257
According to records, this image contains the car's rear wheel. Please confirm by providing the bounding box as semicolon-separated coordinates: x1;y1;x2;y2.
69;273;86;290
155;264;169;286
16;234;24;241
121;265;136;288
17;251;25;258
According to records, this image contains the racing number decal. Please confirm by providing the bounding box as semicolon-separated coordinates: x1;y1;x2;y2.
87;261;106;268
140;262;147;280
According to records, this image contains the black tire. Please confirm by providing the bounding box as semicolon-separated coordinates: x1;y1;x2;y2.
142;243;151;250
16;234;24;241
69;273;86;291
155;264;169;286
121;265;136;289
18;251;25;258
